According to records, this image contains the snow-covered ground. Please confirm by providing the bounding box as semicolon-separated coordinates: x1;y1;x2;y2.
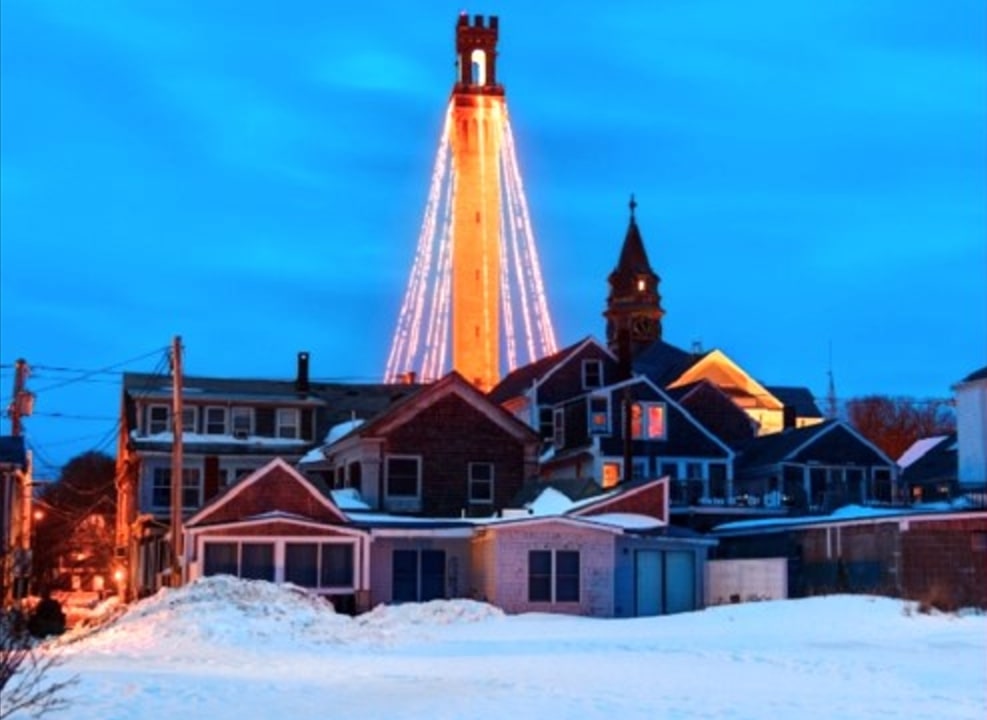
26;577;987;719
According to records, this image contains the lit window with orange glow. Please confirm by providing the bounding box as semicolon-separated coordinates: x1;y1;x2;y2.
629;402;666;440
602;462;620;488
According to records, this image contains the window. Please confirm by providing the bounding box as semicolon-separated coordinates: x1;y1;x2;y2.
872;468;893;503
602;462;620;489
632;459;648;481
276;408;300;439
538;407;554;441
393;549;445;602
202;541;274;582
553;408;565;448
285;542;355;588
588;396;609;434
231;407;252;438
205;407;227;435
660;462;679;480
385;456;421;498
468;462;494;504
582;359;603;389
181;407;197;434
685;462;703;479
151;467;201;509
528;550;580;603
709;463;728;500
629;402;666;439
148;405;169;435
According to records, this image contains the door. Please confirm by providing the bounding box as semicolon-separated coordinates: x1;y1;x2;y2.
665;551;696;614
634;550;663;616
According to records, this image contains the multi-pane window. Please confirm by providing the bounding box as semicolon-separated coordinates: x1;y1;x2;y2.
582;359;603;389
392;549;445;603
205;407;227;435
629;402;666;439
231;407;252;438
202;541;274;582
151;467;201;509
385;456;421;498
588;396;609;434
284;542;354;588
148;405;169;434
468;462;494;504
528;550;580;603
276;408;300;439
181;407;197;433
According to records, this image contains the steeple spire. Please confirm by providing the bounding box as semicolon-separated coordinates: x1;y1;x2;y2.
603;196;665;375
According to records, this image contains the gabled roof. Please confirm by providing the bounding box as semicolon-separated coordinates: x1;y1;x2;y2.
737;421;836;468
900;433;957;486
186;457;347;527
329;371;538;446
766;386;823;419
633;340;703;387
0;436;26;468
488;336;602;404
898;435;952;470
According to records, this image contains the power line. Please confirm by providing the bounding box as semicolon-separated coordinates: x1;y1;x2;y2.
29;346;169;395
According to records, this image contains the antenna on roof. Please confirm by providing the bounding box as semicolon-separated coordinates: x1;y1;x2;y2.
691;339;703;355
826;341;838;420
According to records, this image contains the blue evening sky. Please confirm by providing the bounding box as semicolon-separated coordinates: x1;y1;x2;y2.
1;1;984;474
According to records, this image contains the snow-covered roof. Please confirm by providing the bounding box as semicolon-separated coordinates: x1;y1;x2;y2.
581;512;663;531
325;418;365;445
299;447;326;464
330;488;370;511
897;435;950;469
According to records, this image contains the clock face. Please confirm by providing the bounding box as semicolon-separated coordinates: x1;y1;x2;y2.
631;316;656;341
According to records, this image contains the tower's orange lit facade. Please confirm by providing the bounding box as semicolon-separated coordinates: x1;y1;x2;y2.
451;13;505;392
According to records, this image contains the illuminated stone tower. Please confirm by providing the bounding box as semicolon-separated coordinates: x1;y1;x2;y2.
451;13;505;392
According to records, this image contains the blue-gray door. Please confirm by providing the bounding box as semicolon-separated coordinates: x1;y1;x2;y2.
665;551;696;614
634;550;663;616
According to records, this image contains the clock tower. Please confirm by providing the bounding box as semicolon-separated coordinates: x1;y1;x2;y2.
604;195;664;376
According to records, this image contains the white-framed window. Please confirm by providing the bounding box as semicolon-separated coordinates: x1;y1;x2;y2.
528;549;580;603
231;407;253;438
553;408;565;449
151;467;202;510
588;395;609;434
385;455;421;499
205;406;227;435
283;541;355;590
147;405;170;435
181;406;197;434
276;408;300;439
582;359;603;389
200;538;357;591
629;402;666;440
468;462;494;504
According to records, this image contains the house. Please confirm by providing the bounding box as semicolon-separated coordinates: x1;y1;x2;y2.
898;434;958;504
955;366;987;495
471;477;716;617
309;371;541;517
711;507;987;609
733;420;899;514
540;375;736;504
115;351;419;600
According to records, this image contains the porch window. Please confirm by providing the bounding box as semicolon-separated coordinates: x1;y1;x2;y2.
276;408;300;439
201;541;274;582
385;456;421;498
393;549;445;603
528;549;580;603
203;542;237;576
468;462;494;504
629;402;666;440
205;406;227;435
148;405;169;435
285;542;354;588
241;543;274;581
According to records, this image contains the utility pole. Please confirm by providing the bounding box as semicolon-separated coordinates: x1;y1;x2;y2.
4;359;34;607
170;336;184;587
6;358;34;437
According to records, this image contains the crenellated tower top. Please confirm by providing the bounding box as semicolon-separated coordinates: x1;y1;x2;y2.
454;13;504;95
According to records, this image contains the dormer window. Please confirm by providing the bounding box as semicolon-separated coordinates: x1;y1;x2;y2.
277;408;300;439
231;407;253;439
147;405;169;435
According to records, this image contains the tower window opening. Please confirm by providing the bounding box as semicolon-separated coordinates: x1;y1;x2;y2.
470;49;487;85
636;278;646;292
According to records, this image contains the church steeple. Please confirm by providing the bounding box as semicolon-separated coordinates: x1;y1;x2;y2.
604;195;664;375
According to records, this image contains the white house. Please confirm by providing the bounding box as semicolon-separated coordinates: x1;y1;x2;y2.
955;367;987;490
